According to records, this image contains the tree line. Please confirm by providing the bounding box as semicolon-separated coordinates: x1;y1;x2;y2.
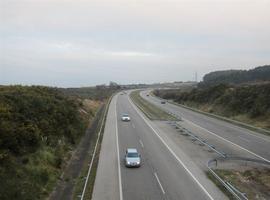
199;65;270;87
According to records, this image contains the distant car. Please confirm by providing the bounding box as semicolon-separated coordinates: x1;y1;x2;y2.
121;114;131;121
161;100;166;104
146;94;149;96
125;148;141;167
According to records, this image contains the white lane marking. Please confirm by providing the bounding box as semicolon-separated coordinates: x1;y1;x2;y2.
132;123;135;129
238;136;250;143
154;172;165;195
139;139;144;148
115;96;123;200
128;97;214;200
80;97;110;200
144;94;270;163
153;94;270;142
184;119;270;163
156;97;270;142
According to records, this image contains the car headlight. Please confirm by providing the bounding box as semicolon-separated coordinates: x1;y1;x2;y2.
136;162;140;164
127;162;130;164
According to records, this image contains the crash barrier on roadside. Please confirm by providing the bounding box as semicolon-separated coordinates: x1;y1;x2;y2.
207;157;270;200
168;122;227;158
167;121;270;200
80;94;114;200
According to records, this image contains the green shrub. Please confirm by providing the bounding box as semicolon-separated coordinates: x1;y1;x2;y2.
0;85;89;200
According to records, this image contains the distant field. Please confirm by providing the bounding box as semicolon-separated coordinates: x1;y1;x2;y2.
59;87;117;100
130;90;177;121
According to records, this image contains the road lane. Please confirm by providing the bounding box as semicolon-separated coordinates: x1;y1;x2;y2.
117;95;164;200
93;92;227;200
141;90;270;162
117;94;220;200
92;95;120;200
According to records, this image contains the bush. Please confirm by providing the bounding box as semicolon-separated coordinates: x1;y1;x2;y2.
155;83;270;120
0;85;89;199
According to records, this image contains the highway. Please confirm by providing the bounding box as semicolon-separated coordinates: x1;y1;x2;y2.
92;92;227;200
140;90;270;162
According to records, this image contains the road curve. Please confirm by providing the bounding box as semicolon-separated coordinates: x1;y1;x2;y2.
141;90;270;162
92;93;227;200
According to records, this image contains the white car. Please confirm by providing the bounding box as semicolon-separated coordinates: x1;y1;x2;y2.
121;114;131;121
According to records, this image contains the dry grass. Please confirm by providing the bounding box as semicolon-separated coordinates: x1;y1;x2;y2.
83;99;101;113
215;168;270;199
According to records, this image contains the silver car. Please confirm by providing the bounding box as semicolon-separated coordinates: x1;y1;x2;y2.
125;148;141;167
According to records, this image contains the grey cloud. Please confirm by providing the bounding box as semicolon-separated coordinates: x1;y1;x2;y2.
1;0;270;87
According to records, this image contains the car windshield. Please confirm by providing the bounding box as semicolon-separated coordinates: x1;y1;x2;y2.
123;114;129;117
127;152;139;157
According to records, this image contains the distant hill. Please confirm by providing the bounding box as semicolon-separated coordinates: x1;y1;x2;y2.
200;65;270;87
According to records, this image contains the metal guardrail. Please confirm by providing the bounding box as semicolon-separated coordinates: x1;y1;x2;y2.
167;121;270;200
171;122;227;158
79;95;113;200
155;94;270;200
207;157;270;200
207;162;248;200
169;121;246;199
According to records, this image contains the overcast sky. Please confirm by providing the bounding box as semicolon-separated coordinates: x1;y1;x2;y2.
1;0;270;87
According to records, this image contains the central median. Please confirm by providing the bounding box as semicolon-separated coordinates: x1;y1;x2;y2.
130;90;177;121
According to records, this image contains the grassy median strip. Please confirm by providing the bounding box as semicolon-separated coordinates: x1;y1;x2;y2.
130;90;177;121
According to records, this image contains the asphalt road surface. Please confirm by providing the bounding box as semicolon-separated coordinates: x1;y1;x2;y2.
140;90;270;163
92;92;227;200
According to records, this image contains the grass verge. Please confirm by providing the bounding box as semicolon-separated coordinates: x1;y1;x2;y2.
153;93;270;136
206;171;234;199
130;90;177;121
72;95;113;200
214;168;270;200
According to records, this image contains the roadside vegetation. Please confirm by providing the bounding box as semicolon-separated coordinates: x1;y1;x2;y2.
130;90;177;121
0;85;103;200
154;83;270;131
72;95;112;200
214;168;270;199
154;65;270;132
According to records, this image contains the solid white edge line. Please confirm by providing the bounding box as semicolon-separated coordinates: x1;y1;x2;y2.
128;96;214;200
184;118;270;163
154;172;165;195
115;95;123;200
145;92;270;163
81;96;110;200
